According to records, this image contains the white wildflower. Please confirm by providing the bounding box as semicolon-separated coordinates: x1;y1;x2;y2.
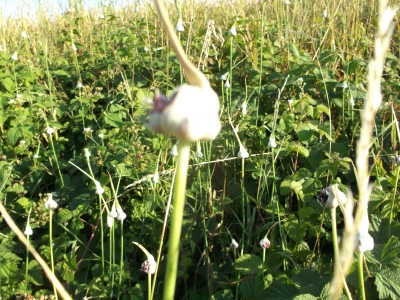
221;72;229;81
175;19;184;32
33;154;39;159
284;0;290;4
44;193;58;210
76;82;83;88
116;204;126;221
391;155;400;164
99;13;105;19
84;148;91;158
144;46;149;52
288;99;293;106
230;239;239;249
94;181;104;195
237;145;249;159
224;79;230;88
228;24;237;36
349;97;355;106
268;137;277;148
9;99;15;104
317;184;347;208
110;203;118;218
98;133;104;139
355;207;374;253
83;127;91;133
21;31;28;39
296;77;303;84
16;94;22;99
234;125;239;133
241;102;247;115
170;145;178;157
46;126;55;135
141;255;156;274
24;224;33;236
195;150;203;158
19;140;26;146
11;52;18;61
153;172;159;184
72;44;77;51
323;9;328;18
259;237;271;249
107;215;113;228
342;82;348;89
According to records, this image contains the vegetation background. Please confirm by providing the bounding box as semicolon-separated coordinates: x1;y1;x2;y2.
1;0;400;299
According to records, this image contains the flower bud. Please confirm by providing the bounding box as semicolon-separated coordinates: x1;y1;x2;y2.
259;237;271;249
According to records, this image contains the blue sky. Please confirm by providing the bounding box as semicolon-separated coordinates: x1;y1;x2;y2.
1;0;136;18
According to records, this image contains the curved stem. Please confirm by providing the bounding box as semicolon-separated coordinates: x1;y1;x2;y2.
163;141;191;300
331;208;352;300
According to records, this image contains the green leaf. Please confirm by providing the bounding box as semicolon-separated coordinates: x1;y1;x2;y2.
298;207;314;219
280;177;293;195
316;105;330;115
375;268;400;299
104;113;124;128
288;43;300;59
291;269;330;294
26;260;43;285
214;289;234;300
318;123;335;142
233;254;263;275
297;123;314;142
7;127;24;145
2;77;15;92
17;197;32;209
57;209;73;224
265;281;298;299
240;276;267;299
285;222;307;243
70;217;84;234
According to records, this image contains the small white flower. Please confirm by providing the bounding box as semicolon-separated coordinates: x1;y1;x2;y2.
342;82;348;89
355;206;374;253
224;79;230;88
234;125;239;133
323;9;328;18
170;145;178;157
284;0;290;4
241;102;247;115
110;202;118;218
98;133;104;139
33;154;39;159
141;255;156;274
153;172;159;184
11;52;18;61
144;46;149;52
19;140;26;146
317;184;347;208
230;239;239;249
268;137;277;148
76;82;82;88
221;72;229;81
84;148;91;158
259;237;271;249
83;127;91;133
24;224;33;236
117;210;127;221
195;150;203;158
135;6;140;12
228;24;237;36
99;13;105;19
349;97;355;106
72;44;77;51
107;215;113;228
237;145;249;159
287;99;293;106
296;77;303;84
391;155;400;164
9;99;15;104
16;94;22;99
21;31;28;39
44;193;58;210
175;19;185;32
46;126;55;135
94;181;104;195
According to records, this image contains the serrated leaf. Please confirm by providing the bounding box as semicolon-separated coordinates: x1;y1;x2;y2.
298;207;314;219
285;222;307;243
318;123;335;142
280;177;293;195
17;197;32;209
57;209;73;224
375;268;400;299
297;123;314;142
233;254;263;275
291;269;330;294
26;260;43;285
2;77;15;92
265;281;298;299
214;289;233;300
240;276;267;299
7;127;24;145
293;294;317;300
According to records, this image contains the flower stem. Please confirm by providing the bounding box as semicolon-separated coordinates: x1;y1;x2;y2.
163;141;190;300
49;210;58;300
358;252;366;300
331;208;352;299
388;166;399;238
